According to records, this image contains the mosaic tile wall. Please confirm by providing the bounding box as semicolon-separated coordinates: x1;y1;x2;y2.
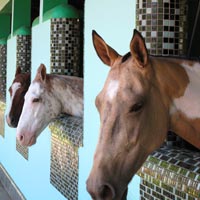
0;44;6;138
0;45;7;103
49;115;83;200
0;102;6;137
136;0;188;56
50;18;83;77
138;145;200;200
16;35;31;73
16;35;31;159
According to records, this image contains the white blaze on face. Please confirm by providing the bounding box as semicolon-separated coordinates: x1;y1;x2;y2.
106;80;119;101
17;82;44;138
171;62;200;119
7;82;21;114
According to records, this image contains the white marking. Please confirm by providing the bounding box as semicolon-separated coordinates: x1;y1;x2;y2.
7;82;21;114
170;62;200;119
106;80;119;100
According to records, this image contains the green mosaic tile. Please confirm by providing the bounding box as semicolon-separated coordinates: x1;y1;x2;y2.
186;187;200;198
169;164;179;172
152;178;161;187
175;189;186;199
148;156;160;164
160;161;169;168
139;145;200;199
188;195;196;200
197;175;200;182
179;167;188;176
161;183;174;193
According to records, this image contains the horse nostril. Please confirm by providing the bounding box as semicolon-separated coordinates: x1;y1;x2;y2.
10;117;15;124
19;134;24;142
99;183;116;199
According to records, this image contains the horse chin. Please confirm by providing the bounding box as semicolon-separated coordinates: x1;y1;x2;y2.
27;136;37;146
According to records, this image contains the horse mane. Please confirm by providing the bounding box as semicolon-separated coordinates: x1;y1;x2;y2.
150;54;200;62
122;52;200;63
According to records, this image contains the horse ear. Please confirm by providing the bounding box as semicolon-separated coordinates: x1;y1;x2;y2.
130;29;148;67
92;30;119;67
37;64;46;82
15;66;21;76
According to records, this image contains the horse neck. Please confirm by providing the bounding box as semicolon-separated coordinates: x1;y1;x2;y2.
151;56;200;149
150;57;189;105
48;74;83;117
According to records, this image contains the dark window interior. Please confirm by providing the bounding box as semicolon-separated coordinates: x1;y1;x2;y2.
187;0;200;57
31;0;40;24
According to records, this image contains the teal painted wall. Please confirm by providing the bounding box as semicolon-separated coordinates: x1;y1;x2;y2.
0;20;66;200
79;0;140;199
0;0;140;199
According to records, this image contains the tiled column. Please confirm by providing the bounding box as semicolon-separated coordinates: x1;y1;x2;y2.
0;44;7;137
16;35;31;73
49;16;83;200
0;44;7;102
49;116;83;200
136;0;188;56
51;18;82;77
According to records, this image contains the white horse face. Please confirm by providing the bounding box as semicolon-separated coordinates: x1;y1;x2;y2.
16;64;61;146
16;82;49;146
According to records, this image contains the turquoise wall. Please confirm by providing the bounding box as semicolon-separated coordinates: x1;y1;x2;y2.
79;0;140;199
0;21;66;200
0;0;140;199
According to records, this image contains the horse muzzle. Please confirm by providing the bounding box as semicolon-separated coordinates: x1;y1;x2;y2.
6;114;18;128
86;177;116;200
86;174;128;200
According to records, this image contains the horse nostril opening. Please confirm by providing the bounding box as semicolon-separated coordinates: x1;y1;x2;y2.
10;116;17;127
19;135;24;142
99;183;116;199
11;117;14;123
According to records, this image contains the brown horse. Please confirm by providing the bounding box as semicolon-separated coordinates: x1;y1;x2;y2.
87;30;200;200
6;67;30;128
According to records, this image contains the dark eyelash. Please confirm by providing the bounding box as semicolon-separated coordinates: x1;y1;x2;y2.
32;98;40;103
129;102;144;113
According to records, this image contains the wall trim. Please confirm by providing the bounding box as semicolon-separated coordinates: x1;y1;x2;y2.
0;163;26;200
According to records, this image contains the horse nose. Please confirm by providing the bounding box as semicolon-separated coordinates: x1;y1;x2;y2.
10;116;17;126
17;133;24;143
86;178;116;200
99;183;116;199
6;115;17;127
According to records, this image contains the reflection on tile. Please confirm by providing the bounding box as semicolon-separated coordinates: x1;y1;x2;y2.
138;145;200;200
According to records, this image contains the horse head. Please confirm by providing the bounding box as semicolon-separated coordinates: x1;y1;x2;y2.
6;67;30;127
16;64;62;146
87;30;169;200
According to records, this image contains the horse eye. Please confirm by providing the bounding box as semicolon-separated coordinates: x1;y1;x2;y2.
130;102;144;113
32;98;40;103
